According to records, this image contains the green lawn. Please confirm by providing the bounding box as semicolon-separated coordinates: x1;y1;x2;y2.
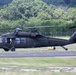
0;58;76;67
0;58;76;72
0;58;76;75
0;72;76;75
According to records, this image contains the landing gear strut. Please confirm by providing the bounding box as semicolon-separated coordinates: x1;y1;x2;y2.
53;46;56;50
61;46;68;51
3;45;15;52
10;46;15;51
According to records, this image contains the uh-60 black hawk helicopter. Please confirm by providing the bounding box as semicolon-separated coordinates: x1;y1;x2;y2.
0;26;76;52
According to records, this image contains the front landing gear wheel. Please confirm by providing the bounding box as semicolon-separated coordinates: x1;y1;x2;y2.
53;46;56;50
3;48;9;51
4;49;9;51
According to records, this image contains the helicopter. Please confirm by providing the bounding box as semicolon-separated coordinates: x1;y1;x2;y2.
0;26;76;52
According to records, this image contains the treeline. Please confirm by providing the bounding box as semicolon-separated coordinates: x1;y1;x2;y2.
0;0;13;6
43;0;76;5
0;0;76;6
0;0;76;36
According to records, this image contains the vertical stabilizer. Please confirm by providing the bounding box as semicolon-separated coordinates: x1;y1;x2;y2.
69;31;76;43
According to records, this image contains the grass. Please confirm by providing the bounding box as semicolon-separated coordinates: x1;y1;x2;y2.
52;36;70;40
0;72;76;75
0;58;76;67
0;58;76;75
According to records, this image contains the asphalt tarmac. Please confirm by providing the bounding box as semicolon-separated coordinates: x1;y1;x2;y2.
0;51;76;58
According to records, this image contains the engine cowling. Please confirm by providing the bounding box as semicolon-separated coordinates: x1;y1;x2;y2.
15;32;40;38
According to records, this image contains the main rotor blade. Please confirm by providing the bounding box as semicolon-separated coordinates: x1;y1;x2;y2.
23;26;54;29
69;26;76;29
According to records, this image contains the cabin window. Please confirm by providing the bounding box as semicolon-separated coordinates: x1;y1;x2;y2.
15;38;26;44
21;38;26;43
3;38;7;43
15;38;20;44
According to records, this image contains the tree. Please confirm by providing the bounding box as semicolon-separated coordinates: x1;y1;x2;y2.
53;8;63;19
0;0;13;6
64;0;70;4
